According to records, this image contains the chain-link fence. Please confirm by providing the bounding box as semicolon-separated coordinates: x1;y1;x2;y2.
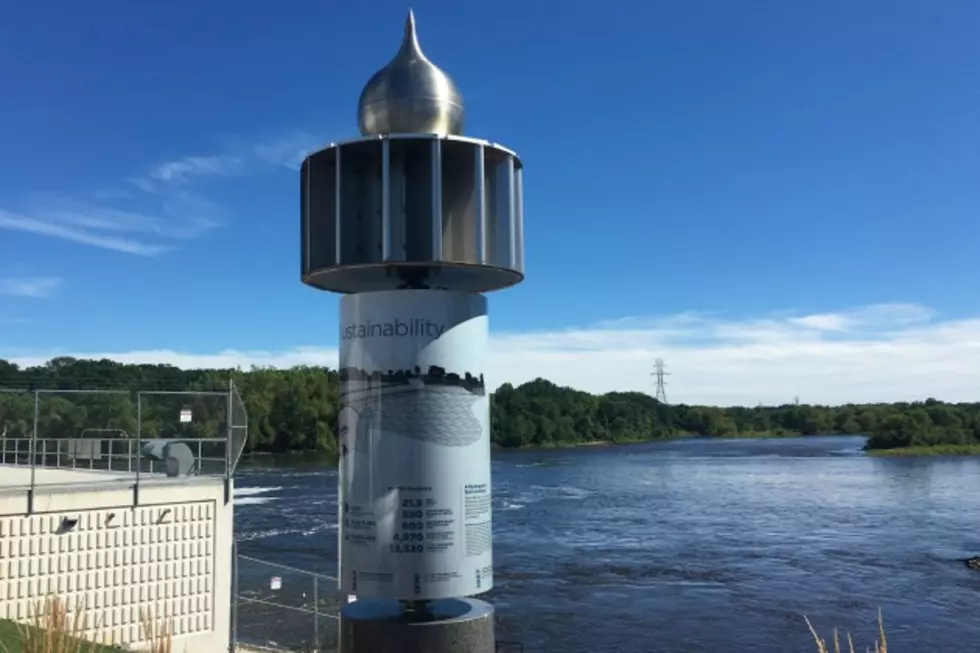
234;548;345;652
0;382;248;496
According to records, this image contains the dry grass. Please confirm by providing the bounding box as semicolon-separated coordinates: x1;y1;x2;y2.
138;608;173;653
805;608;888;653
0;597;176;653
0;596;109;653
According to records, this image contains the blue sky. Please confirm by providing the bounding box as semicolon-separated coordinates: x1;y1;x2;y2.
1;0;979;404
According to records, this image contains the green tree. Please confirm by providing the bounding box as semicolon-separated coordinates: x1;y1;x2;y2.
2;357;977;454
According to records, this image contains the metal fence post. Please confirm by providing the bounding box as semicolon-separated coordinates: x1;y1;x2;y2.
230;539;239;653
226;379;234;479
314;573;320;651
135;391;142;504
28;390;39;513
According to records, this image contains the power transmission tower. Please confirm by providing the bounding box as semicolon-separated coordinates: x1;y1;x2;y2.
652;359;670;404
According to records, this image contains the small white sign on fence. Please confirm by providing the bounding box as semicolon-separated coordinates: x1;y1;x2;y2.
270;576;282;591
180;409;193;423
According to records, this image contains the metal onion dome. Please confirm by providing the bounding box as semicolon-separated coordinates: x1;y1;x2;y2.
357;10;465;136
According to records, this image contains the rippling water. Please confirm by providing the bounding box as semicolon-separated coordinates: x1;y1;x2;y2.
233;436;980;652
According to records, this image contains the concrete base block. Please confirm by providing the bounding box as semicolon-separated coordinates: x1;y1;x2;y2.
339;598;495;653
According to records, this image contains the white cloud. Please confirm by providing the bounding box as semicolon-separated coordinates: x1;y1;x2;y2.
4;303;980;406
0;277;63;298
1;129;327;255
789;303;935;333
0;210;166;256
139;131;325;187
0;194;220;256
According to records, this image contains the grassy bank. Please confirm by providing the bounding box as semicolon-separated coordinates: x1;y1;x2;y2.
867;443;980;457
0;597;173;653
0;619;119;653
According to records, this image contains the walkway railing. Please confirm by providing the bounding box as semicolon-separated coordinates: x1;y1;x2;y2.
231;549;527;652
0;383;249;504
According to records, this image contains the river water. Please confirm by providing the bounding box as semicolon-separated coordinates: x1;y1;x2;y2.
233;436;980;652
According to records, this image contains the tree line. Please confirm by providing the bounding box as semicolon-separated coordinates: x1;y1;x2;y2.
1;357;978;455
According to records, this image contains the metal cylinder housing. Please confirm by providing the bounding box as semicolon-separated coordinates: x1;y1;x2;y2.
300;134;524;294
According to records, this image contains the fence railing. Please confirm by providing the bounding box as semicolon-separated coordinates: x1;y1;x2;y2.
233;548;345;652
232;549;527;653
0;382;249;498
0;437;226;475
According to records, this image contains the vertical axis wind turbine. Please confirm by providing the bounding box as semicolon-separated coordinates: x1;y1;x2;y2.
299;10;525;653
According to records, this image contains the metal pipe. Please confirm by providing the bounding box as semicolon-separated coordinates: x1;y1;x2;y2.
230;539;239;653
226;379;233;480
30;391;39;491
236;556;338;581
136;392;142;491
313;573;320;651
34;389;130;395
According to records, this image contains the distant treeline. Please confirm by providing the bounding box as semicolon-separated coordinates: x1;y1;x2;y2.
1;357;978;455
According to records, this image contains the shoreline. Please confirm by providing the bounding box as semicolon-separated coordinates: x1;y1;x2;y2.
502;432;809;452
866;444;980;457
517;437;980;457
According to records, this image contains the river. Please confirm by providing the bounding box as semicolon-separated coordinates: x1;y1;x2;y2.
232;435;980;652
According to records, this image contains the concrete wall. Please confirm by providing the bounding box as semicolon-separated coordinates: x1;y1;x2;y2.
0;471;233;652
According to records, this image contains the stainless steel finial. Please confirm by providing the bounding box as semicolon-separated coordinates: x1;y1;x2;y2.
357;10;465;136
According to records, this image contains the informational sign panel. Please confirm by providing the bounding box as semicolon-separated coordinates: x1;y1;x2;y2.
179;409;193;423
338;289;493;600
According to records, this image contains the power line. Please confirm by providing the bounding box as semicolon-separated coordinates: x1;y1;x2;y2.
651;359;670;404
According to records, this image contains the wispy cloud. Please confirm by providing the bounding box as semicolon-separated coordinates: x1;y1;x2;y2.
0;130;328;255
137;131;325;188
5;302;980;406
0;192;220;257
0;277;63;298
0;210;166;256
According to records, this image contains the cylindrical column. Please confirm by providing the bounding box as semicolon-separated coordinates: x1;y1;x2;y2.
340;598;495;653
338;289;493;600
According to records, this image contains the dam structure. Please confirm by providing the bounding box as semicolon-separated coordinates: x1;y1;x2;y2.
0;384;248;651
300;10;525;653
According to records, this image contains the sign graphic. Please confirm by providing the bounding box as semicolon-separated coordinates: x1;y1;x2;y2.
338;289;494;600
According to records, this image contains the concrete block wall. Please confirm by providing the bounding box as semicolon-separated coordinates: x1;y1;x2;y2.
0;476;232;652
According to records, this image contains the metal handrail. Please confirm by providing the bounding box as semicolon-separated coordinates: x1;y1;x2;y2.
0;436;230;476
233;547;346;653
237;555;338;582
236;595;340;620
0;384;248;513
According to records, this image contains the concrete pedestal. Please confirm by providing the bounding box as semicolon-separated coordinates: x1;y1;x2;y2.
339;598;495;653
